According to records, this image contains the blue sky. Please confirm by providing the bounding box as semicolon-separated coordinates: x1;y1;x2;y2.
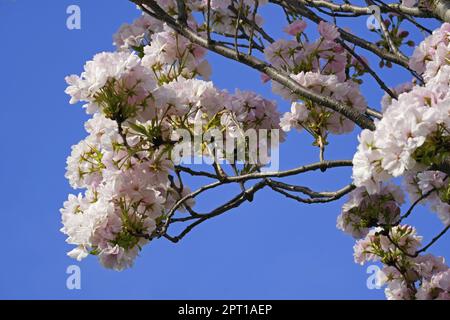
0;0;448;299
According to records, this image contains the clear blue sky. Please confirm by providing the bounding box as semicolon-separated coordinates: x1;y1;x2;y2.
0;0;448;299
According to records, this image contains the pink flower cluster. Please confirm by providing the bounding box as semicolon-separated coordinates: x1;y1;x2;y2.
410;23;450;81
113;13;164;51
141;24;211;81
284;20;307;36
265;21;366;143
191;0;267;35
61;107;184;269
353;225;422;265
65;51;155;115
265;21;347;80
338;183;450;299
341;23;450;299
62;12;282;270
151;0;268;35
352;224;450;299
404;170;450;226
353;23;450;195
337;184;404;238
278;71;366;135
337;183;449;299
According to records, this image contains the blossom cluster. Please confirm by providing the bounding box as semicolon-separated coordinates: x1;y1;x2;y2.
339;23;450;300
191;0;268;35
265;20;367;147
337;185;450;300
265;21;346;79
113;13;164;51
278;71;366;138
404;170;450;226
337;184;404;239
352;23;450;208
61;11;282;270
140;0;268;35
353;224;450;300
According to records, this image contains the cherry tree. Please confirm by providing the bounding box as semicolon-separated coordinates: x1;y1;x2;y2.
61;0;450;299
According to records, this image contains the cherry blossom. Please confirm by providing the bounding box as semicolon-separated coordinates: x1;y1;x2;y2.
284;20;307;36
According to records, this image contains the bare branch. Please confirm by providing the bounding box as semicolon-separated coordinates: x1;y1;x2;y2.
399;188;438;223
366;107;383;119
372;0;432;34
175;165;219;179
247;0;259;55
206;0;211;43
165;180;267;242
234;0;244;59
228;3;275;43
268;180;355;198
268;180;355;203
224;160;353;182
415;224;450;255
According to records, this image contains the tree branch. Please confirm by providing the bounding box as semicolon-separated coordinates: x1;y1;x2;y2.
426;0;450;23
268;181;355;203
165;180;268;242
131;0;376;130
415;224;450;255
301;0;434;18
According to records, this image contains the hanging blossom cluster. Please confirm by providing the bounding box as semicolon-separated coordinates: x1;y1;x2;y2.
265;20;367;148
354;226;450;300
337;184;404;239
352;22;450;216
337;184;450;299
61;9;282;270
337;23;450;300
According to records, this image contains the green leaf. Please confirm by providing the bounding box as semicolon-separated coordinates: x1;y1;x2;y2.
128;122;148;136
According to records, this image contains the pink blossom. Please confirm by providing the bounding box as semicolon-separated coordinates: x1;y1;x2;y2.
318;21;340;41
401;0;417;8
284;20;307;36
260;73;271;83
